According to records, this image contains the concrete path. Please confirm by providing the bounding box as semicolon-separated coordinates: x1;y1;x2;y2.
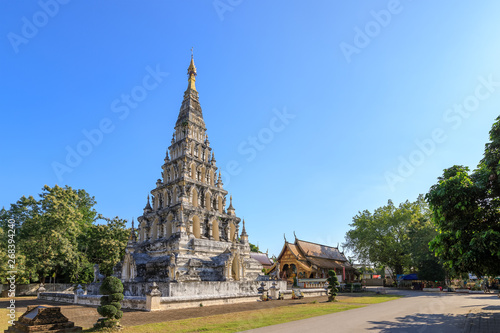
243;289;500;333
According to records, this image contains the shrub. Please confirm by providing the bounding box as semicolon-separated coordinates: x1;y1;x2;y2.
327;270;339;302
95;276;124;329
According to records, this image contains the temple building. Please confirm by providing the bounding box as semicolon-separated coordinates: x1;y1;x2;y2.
115;55;263;284
271;236;358;282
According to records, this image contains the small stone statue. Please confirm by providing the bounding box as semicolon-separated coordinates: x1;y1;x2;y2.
93;264;105;283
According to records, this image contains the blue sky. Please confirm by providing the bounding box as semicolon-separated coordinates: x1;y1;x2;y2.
2;1;500;258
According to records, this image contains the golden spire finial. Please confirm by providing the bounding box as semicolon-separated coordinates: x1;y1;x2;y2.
187;48;197;92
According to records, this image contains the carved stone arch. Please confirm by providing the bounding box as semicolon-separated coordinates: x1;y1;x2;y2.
190;162;196;179
194;143;199;157
202;216;211;238
172;187;178;204
151;216;161;240
165;213;174;239
231;253;241;281
204;189;212;209
192;215;201;238
217;194;224;213
211;218;220;241
163;188;170;207
224;250;242;281
158;192;163;209
229;221;236;242
199;165;206;181
138;221;144;242
209;169;214;186
121;252;136;282
169;166;175;181
190;186;199;207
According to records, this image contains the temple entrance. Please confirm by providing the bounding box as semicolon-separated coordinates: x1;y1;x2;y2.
231;256;240;281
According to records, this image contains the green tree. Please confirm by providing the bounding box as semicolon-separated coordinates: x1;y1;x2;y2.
407;211;446;282
344;196;443;281
82;215;129;276
426;117;500;277
17;185;94;282
0;185;128;284
0;208;33;283
249;242;261;253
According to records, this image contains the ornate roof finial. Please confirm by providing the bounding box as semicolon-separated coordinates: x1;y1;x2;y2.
165;149;170;161
129;218;137;242
144;195;152;211
217;170;223;186
241;219;247;236
187;50;197;92
228;195;234;210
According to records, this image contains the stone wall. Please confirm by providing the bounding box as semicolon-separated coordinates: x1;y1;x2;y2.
38;280;294;311
0;283;74;296
158;293;260;310
86;281;171;297
85;280;286;297
168;280;286;297
38;293;147;311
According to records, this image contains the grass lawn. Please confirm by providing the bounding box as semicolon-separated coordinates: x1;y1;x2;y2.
110;295;401;333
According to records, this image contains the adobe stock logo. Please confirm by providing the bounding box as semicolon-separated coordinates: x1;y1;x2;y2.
385;75;500;191
339;0;409;63
52;65;169;183
7;0;71;54
219;107;296;187
212;0;243;21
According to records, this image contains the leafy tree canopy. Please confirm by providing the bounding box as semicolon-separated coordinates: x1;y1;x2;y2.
344;195;446;281
427;116;500;277
0;185;129;283
249;242;261;253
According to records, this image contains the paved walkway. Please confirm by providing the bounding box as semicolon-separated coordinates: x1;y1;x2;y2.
244;289;500;333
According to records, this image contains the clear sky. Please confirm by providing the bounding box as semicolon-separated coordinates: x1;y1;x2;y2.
2;1;500;259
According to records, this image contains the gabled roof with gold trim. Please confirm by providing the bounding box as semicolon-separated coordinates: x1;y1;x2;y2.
295;239;347;262
275;236;356;272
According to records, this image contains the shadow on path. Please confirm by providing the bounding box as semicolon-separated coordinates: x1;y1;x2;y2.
367;312;466;332
368;309;500;333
